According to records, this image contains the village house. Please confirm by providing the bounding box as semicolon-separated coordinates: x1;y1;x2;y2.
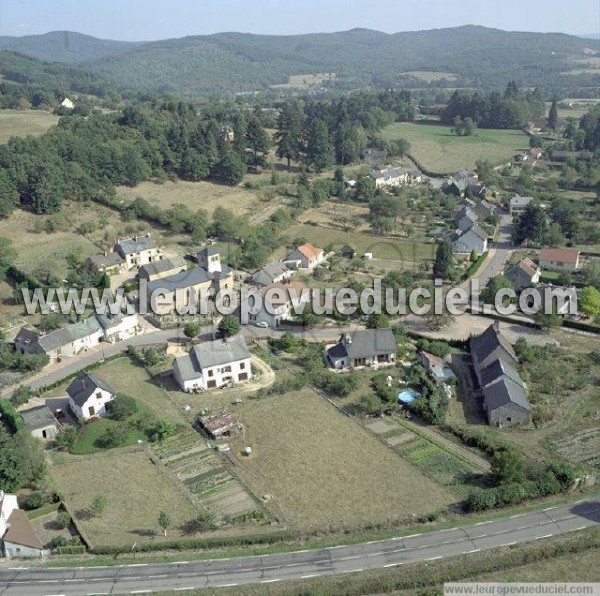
509;195;534;217
453;223;488;255
14;317;103;363
84;252;125;275
284;243;326;270
67;371;116;420
1;491;45;559
505;257;541;291
419;351;456;385
454;206;478;233
61;97;75;110
138;256;187;283
470;323;531;427
370;166;422;188
173;334;252;392
473;199;497;221
363;148;388;168
246;279;310;328
443;170;485;197
115;233;163;270
325;329;396;370
250;261;293;287
539;248;580;272
96;311;140;343
20;406;59;441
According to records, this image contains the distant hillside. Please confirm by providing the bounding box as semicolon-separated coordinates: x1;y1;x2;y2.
0;26;597;95
0;31;140;64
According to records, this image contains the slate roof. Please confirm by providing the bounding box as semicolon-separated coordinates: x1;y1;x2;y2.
198;246;220;258
3;509;43;550
176;334;250;381
14;327;43;353
147;267;212;294
38;318;102;353
251;261;290;286
139;256;186;278
505;258;539;288
66;372;116;407
328;329;396;362
461;223;488;241
470;324;518;368
20;406;58;431
116;234;156;255
510;195;534;209
86;252;124;269
480;358;525;389
483;377;531;413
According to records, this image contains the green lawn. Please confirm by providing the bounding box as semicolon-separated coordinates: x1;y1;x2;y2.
0;109;58;144
70;417;146;455
381;122;528;175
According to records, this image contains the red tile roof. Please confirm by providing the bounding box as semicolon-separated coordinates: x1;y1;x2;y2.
297;243;323;260
539;248;580;264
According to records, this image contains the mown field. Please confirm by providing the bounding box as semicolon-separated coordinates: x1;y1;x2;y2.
49;449;200;548
230;389;454;531
0;109;59;144
381;122;528;175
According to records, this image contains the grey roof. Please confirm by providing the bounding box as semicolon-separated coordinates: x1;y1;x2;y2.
454;207;478;225
470;324;518;369
116;234;156;256
483;377;531;413
251;261;290;286
14;327;43;352
38;318;102;353
20;405;58;431
480;358;525;389
370;166;410;181
198;246;220;258
328;329;396;361
96;310;132;332
461;223;488;241
176;334;250;381
455;169;476;180
510;195;533;207
139;256;186;278
86;252;123;269
147;267;212;294
66;372;116;407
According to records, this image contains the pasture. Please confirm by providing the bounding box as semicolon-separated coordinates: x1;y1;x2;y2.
402;71;457;81
381;122;528;175
116;179;261;217
0;109;58;144
49;449;200;548
230;389;454;530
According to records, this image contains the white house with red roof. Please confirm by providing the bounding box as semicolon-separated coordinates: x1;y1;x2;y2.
284;243;326;270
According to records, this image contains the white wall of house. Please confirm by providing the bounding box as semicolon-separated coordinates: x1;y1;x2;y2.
175;357;252;392
539;257;579;272
30;424;57;441
124;248;163;270
0;494;18;537
3;541;44;559
69;388;115;420
454;235;487;255
102;314;139;343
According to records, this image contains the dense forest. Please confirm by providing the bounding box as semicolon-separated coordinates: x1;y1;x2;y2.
441;83;546;129
0;90;414;219
0;26;597;96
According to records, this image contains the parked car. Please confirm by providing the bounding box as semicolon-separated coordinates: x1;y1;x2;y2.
255;321;269;328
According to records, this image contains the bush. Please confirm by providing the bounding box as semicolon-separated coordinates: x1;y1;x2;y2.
108;394;138;421
55;426;77;451
10;386;33;407
56;511;71;529
96;425;129;449
313;373;358;397
52;536;69;548
24;491;49;510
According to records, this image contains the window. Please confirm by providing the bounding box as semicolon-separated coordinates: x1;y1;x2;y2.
222;365;232;373
240;362;246;370
208;369;214;377
96;391;102;399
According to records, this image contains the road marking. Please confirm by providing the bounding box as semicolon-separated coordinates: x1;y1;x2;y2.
464;549;481;553
574;526;588;531
500;542;517;547
544;506;558;511
261;579;281;583
8;567;28;570
168;561;189;565
126;563;148;567
510;514;524;519
384;563;402;568
475;521;492;526
86;593;109;595
295;549;309;553
403;533;422;538
425;556;443;561
130;591;152;594
368;552;385;557
338;555;361;561
212;586;236;589
538;534;553;539
301;574;321;579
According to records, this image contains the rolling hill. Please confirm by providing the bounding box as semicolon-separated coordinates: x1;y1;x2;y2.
0;26;597;95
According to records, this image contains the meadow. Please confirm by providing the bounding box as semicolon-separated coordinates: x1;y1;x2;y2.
0;109;59;144
229;389;454;531
381;122;528;175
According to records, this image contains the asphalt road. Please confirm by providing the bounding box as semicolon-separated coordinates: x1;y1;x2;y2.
0;499;598;595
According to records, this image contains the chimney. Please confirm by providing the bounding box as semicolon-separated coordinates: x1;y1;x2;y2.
346;334;352;345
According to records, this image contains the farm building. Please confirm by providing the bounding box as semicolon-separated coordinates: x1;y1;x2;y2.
250;261;293;287
115;233;163;270
173;334;252;392
505;257;541;290
67;371;116;420
370;166;422;188
20;405;59;441
196;412;241;439
539;248;580;272
139;256;187;283
85;252;125;275
470;323;531;428
0;491;44;559
285;243;326;270
326;329;396;370
96;311;140;343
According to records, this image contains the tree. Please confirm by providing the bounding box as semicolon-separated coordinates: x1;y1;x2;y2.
183;321;201;339
91;495;107;518
56;512;71;529
481;275;515;305
158;511;171;537
580;286;600;318
548;99;559;130
193;510;216;532
0;237;16;279
534;307;561;331
366;313;389;329
491;450;527;485
513;203;548;246
108;394;138;421
275;101;304;169
433;240;453;279
218;315;241;338
306;117;333;173
214;149;246;186
10;385;33;407
245;113;270;173
360;393;383;415
96;425;128;448
355;176;376;202
55;427;77;451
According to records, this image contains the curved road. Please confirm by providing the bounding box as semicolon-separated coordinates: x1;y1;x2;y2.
0;499;598;595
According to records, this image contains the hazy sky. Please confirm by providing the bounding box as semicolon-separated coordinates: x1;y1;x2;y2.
0;0;598;40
